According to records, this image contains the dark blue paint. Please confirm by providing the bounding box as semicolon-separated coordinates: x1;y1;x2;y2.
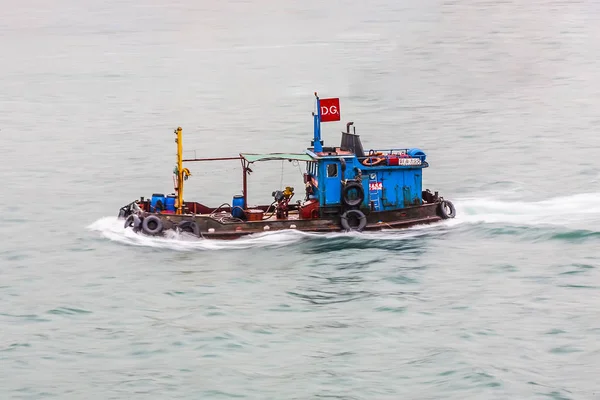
306;151;428;211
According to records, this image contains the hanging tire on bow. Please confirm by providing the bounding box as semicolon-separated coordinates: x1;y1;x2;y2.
340;209;367;232
124;214;142;232
177;220;201;237
438;200;456;219
141;215;163;236
341;181;365;208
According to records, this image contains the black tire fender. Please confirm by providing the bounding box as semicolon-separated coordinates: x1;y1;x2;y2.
342;181;365;208
177;220;201;237
438;200;456;219
340;209;367;232
124;214;142;232
142;215;163;235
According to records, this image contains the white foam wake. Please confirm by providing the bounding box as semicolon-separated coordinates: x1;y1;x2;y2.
87;192;600;250
87;216;316;251
448;192;600;227
86;215;443;251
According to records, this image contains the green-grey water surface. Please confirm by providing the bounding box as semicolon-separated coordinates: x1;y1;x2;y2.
2;0;600;399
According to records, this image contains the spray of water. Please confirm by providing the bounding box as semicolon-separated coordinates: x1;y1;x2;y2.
87;193;600;250
452;192;600;226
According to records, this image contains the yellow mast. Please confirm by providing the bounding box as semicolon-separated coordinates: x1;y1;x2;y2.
175;126;184;214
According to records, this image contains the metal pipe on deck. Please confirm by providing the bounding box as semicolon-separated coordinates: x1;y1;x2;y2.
241;159;248;210
182;156;242;162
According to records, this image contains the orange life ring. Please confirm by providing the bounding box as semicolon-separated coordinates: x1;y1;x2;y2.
362;156;385;166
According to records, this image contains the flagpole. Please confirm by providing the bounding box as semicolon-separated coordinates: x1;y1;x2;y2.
313;92;323;153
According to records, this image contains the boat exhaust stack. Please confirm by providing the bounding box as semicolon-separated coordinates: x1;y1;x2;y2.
346;122;354;133
340;122;365;157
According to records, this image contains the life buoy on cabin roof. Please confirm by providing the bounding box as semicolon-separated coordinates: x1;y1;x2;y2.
361;156;385;166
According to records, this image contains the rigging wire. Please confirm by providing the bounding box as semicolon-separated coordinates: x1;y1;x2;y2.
279;160;284;190
292;159;304;178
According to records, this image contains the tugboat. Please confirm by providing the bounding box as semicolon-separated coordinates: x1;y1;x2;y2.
118;93;456;239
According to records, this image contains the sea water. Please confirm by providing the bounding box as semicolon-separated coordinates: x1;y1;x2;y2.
1;0;600;398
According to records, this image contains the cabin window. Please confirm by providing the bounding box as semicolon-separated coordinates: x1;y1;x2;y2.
327;163;338;178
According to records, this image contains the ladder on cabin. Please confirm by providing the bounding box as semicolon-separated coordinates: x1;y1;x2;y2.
368;175;381;211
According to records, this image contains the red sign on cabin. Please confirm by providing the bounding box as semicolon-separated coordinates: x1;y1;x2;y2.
369;182;382;191
319;98;340;122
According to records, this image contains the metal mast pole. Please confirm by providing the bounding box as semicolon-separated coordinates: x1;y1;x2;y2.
175;126;184;214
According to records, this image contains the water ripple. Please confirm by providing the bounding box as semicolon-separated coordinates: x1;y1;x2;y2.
4;1;600;398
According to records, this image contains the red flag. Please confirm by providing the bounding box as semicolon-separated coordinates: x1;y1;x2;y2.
319;98;340;122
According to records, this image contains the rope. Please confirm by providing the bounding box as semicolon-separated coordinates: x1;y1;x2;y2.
292;159;304;179
261;201;278;220
207;203;245;223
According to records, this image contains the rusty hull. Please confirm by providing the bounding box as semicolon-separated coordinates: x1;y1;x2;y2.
138;201;442;240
